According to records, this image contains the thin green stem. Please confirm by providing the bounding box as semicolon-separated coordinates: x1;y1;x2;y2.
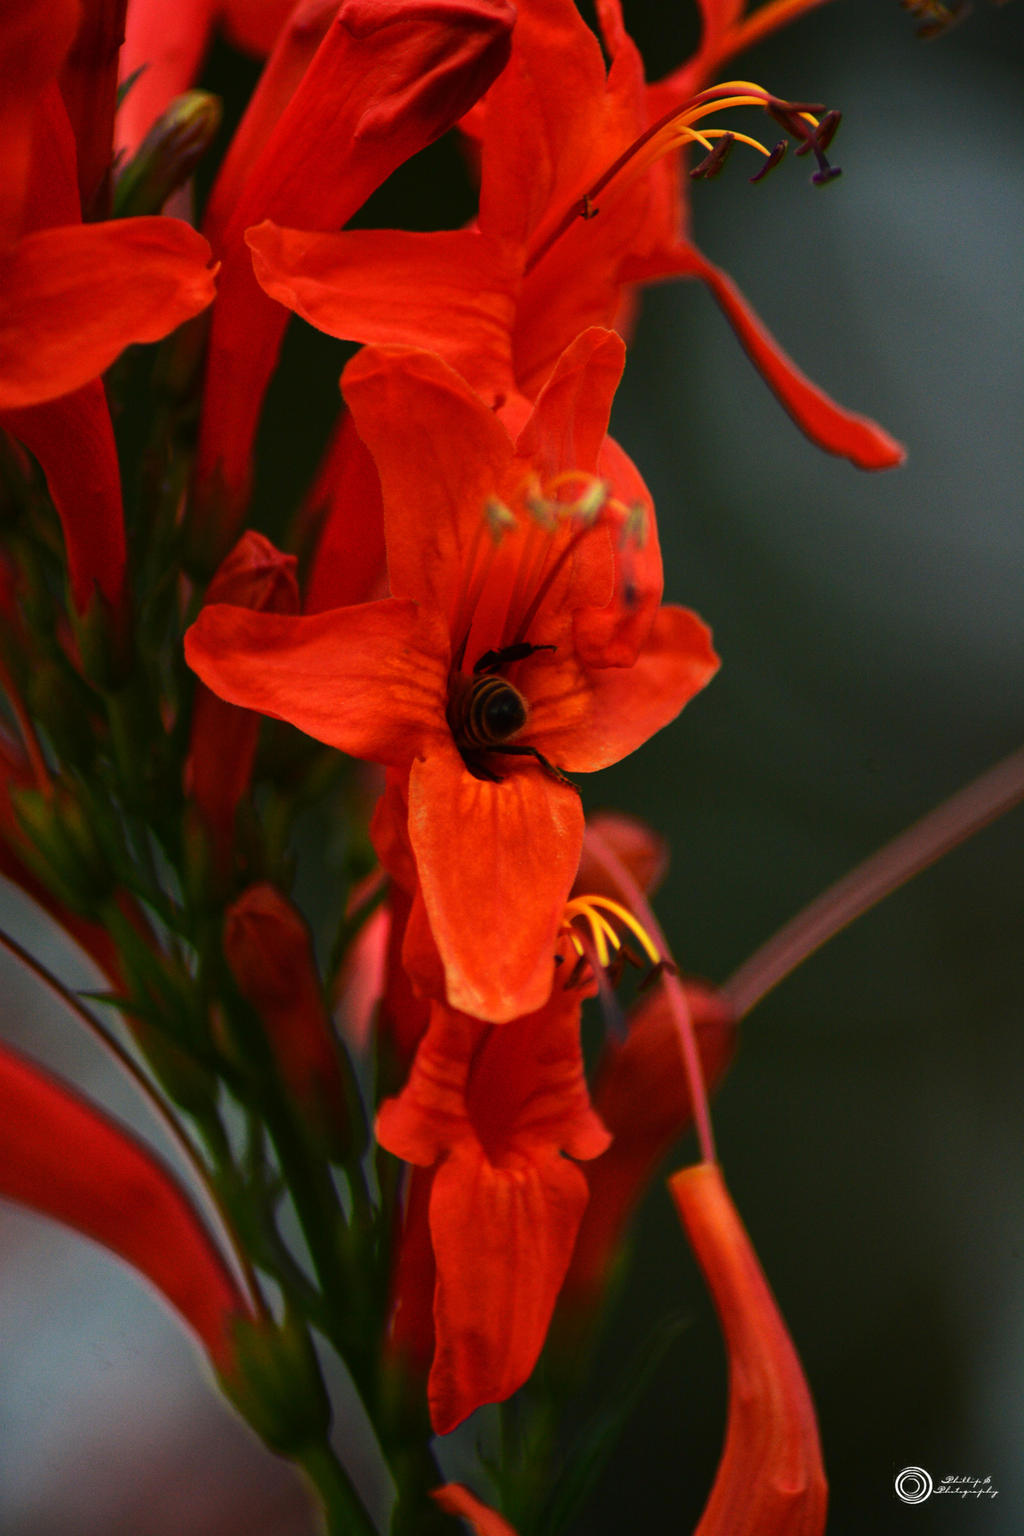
295;1439;379;1536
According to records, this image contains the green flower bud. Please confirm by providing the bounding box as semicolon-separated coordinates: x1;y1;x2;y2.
114;91;223;217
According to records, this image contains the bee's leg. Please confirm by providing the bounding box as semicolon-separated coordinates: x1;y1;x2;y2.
492;743;578;791
461;750;505;783
473;642;556;674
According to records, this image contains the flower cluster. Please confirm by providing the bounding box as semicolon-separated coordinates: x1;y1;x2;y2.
0;1;925;1532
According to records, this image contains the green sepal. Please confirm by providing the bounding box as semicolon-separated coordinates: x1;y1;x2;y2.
114;91;223;217
12;785;115;908
218;1309;333;1458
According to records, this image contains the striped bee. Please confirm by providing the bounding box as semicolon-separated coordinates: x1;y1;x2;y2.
447;642;574;788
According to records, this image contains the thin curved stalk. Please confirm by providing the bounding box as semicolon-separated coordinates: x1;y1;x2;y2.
720;744;1024;1020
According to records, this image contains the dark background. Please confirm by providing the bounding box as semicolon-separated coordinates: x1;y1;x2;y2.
0;3;1021;1532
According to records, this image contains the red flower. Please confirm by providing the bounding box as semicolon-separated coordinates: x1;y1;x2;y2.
178;0;516;553
224;883;357;1159
0;1041;253;1371
376;977;611;1435
186;334;718;1018
245;0;902;468
0;12;217;623
670;1162;828;1536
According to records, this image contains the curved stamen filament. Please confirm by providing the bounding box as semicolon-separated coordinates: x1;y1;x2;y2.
525;82;832;276
450;505;509;670
454;473;615;672
579;833;718;1166
506;473;610;648
563;894;663;972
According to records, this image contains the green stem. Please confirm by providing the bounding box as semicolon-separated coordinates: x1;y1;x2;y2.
296;1439;379;1536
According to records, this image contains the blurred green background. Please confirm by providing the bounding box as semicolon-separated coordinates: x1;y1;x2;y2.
0;2;1020;1532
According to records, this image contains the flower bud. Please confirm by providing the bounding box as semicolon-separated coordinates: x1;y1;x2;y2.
186;532;299;877
218;1308;332;1456
114;91;224;217
12;783;114;909
223;883;364;1161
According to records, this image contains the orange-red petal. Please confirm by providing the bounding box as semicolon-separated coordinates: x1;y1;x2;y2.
184;600;450;766
247;221;516;403
530;605;719;772
432;1484;520;1536
513;326;625;480
341;345;514;617
0;217;216;410
377;983;610;1433
626;242;905;471
406;742;583;1020
573;431;664;668
429;1142;591;1433
670;1163;828;1536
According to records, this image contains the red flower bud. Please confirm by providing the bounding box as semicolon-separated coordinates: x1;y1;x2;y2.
223;882;357;1159
186;532;298;872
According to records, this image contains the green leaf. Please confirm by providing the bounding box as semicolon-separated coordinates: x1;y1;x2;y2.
539;1312;689;1536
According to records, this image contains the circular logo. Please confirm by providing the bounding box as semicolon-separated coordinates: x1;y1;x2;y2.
895;1467;934;1504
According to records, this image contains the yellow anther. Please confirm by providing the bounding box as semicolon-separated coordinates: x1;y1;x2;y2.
485;496;518;539
622;503;649;547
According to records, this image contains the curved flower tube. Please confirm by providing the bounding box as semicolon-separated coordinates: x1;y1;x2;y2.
0;1041;253;1371
670;1162;828;1536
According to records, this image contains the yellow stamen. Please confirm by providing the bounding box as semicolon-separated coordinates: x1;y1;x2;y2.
562;894;663;970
